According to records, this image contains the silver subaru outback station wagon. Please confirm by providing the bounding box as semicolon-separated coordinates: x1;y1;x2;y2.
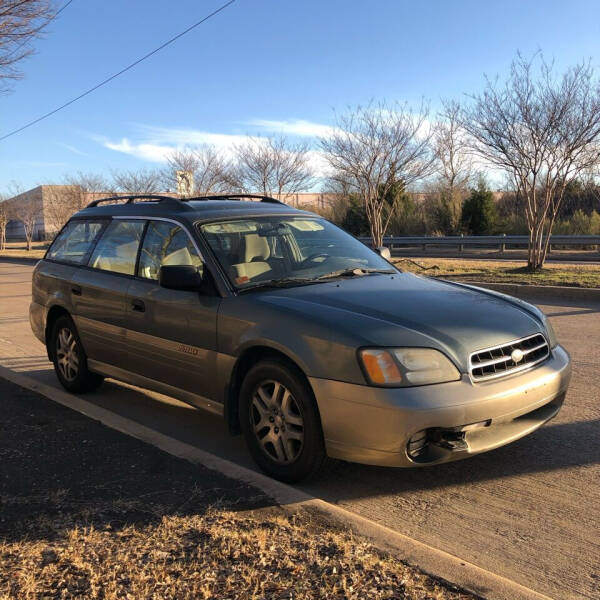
30;194;572;482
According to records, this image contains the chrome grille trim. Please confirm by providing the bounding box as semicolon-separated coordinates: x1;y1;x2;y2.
469;333;550;382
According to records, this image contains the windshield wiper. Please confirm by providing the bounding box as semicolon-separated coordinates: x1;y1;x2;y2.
237;277;317;293
237;268;396;292
316;267;396;280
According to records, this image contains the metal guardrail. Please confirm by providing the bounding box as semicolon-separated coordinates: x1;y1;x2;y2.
357;234;600;253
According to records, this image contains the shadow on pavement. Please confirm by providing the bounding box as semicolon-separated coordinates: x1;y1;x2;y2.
0;377;274;545
545;307;600;317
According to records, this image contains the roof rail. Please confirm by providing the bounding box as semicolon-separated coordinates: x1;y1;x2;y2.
190;194;283;204
86;195;184;208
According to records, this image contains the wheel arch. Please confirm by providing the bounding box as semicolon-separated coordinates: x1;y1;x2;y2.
225;344;320;436
44;304;72;359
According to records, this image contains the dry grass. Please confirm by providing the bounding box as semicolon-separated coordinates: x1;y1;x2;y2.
395;257;600;288
0;507;473;600
0;241;48;259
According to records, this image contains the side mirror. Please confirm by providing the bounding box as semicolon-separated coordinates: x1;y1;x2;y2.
159;265;203;291
375;246;391;261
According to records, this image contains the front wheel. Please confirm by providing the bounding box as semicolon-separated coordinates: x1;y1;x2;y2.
50;315;104;393
239;360;326;482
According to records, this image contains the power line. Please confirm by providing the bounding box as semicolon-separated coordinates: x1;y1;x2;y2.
54;0;75;18
0;0;237;142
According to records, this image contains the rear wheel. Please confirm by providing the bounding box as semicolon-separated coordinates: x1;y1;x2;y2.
240;360;326;482
50;315;103;393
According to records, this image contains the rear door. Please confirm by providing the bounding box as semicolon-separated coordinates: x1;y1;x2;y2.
38;218;107;331
71;219;145;368
124;218;222;408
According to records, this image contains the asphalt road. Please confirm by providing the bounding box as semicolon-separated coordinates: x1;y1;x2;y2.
1;261;598;600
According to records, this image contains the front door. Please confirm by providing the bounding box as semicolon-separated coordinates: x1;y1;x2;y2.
124;219;221;407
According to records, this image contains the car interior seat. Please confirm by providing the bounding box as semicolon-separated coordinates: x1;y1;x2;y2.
229;234;273;282
92;240;140;275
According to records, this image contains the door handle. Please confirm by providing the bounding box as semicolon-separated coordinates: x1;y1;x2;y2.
131;299;145;313
71;285;82;296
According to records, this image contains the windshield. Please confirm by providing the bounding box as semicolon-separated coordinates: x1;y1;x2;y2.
199;216;395;289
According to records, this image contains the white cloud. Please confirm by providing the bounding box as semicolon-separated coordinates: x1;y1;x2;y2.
245;118;336;138
305;149;332;178
58;143;88;157
95;122;334;178
96;127;267;162
137;125;260;149
102;138;175;162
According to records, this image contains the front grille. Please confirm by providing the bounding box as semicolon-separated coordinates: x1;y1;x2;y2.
469;333;549;381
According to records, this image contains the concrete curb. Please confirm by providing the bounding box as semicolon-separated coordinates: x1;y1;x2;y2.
0;256;40;265
463;280;600;303
0;363;553;600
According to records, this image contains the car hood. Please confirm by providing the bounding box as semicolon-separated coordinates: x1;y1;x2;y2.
255;272;545;371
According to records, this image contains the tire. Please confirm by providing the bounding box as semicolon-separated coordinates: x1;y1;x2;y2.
239;359;326;483
50;315;104;393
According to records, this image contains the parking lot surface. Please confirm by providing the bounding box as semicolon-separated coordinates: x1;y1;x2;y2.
1;261;598;599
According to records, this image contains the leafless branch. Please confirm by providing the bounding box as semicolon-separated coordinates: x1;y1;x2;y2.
111;169;163;195
162;146;232;196
320;101;434;246
44;172;109;231
231;136;314;199
430;100;473;233
462;53;600;269
0;0;55;92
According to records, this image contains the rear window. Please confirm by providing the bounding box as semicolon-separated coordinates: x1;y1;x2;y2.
46;220;105;265
88;220;145;275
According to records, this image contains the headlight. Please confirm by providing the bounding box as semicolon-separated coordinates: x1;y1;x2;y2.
359;348;461;387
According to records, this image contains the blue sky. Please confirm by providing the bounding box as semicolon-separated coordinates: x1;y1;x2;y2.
1;0;599;192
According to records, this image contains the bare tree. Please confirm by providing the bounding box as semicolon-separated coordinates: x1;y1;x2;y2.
111;169;163;194
231;136;314;199
0;197;12;250
432;100;473;232
163;146;232;196
0;0;55;91
321;101;434;247
5;181;39;250
19;197;40;250
462;54;600;270
45;172;109;232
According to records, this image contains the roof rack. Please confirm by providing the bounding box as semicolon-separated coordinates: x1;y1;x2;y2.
190;194;283;204
86;193;284;209
86;195;184;208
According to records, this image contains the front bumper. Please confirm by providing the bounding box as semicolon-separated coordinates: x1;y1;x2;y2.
309;345;571;467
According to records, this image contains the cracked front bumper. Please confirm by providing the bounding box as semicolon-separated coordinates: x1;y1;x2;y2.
309;345;571;467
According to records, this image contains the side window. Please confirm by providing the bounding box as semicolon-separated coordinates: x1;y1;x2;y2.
89;220;145;275
46;220;105;264
138;221;203;280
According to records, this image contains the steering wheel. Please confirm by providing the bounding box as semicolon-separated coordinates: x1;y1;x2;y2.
300;252;330;267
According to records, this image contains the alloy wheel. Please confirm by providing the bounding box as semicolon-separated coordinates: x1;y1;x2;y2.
56;327;79;382
250;380;304;464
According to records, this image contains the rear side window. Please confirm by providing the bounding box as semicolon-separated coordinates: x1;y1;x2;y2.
89;220;145;275
46;220;104;264
138;220;203;280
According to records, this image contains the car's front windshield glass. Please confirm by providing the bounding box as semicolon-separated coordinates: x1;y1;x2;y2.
199;216;395;290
